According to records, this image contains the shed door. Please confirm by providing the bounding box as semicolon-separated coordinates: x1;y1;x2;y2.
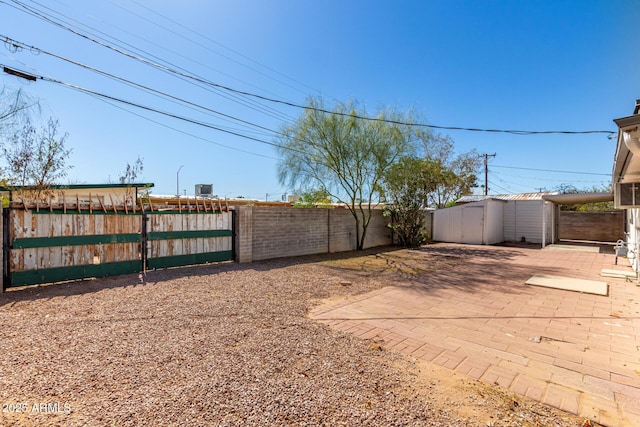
462;206;484;244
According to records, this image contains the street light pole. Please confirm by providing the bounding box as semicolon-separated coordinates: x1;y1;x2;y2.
176;165;184;197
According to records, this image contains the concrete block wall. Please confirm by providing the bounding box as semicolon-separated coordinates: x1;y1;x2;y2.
327;209;357;253
558;211;624;242
235;205;253;263
234;206;392;263
251;207;329;261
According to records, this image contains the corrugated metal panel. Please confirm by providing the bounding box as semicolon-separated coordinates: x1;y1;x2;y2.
435;199;554;244
504;202;516;241
434;200;505;244
502;200;551;243
485;201;504;244
457;192;559;204
544;201;554;244
462;205;484;244
433;204;463;242
515;201;543;243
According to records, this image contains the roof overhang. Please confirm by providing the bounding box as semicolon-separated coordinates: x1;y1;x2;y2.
613;114;640;183
542;192;613;205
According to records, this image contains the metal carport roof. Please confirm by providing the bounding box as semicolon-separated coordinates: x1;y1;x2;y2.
541;192;613;205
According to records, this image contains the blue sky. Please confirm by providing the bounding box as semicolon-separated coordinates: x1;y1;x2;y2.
0;0;638;198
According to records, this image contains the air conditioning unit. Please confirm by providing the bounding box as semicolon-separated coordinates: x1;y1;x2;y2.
615;182;640;208
195;184;213;197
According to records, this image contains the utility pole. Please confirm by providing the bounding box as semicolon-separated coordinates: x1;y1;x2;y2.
482;153;496;196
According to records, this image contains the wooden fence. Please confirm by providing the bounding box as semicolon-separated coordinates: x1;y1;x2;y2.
146;211;233;270
2;207;234;288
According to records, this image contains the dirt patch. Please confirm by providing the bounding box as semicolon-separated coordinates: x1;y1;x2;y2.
406;359;592;426
322;248;464;278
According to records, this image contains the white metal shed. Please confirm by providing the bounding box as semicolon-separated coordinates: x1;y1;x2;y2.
433;199;505;244
434;193;557;245
503;200;554;244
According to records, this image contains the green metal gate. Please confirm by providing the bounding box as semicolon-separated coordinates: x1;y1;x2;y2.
2;208;234;289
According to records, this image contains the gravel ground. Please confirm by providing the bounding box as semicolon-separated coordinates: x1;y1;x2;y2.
0;247;599;426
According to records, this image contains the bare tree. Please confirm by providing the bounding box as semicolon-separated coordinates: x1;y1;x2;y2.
118;156;145;205
119;156;144;185
0;86;38;139
2;118;72;201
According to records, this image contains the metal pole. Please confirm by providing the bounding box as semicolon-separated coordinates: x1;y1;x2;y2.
482;153;496;196
484;155;488;196
542;201;546;248
176;165;184;197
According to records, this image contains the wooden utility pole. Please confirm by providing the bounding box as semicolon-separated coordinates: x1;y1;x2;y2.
483;153;496;195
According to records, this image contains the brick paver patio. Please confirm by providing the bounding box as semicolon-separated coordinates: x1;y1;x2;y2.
310;243;640;426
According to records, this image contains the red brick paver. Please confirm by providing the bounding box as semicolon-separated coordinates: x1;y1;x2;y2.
310;243;640;427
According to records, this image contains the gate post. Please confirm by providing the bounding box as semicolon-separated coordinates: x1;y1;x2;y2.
1;208;4;293
231;209;237;261
1;207;9;292
141;212;149;272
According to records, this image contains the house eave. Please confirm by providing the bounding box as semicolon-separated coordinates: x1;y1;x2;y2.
613;114;640;183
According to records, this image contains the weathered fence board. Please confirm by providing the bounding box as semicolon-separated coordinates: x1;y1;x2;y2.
146;211;233;270
9;210;144;286
3;208;234;288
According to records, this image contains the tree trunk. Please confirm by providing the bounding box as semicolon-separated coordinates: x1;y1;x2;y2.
354;216;362;250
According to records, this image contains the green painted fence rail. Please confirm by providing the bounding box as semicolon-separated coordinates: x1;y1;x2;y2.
4;209;235;289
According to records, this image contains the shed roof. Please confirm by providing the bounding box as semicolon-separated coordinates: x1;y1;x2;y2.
456;192;559;204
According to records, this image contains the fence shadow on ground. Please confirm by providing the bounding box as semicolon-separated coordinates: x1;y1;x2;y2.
0;245;408;305
3;242;604;307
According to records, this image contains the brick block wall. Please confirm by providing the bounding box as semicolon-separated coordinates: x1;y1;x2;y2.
327;209;357;253
251;207;329;261
234;206;392;262
235;206;253;263
559;211;624;242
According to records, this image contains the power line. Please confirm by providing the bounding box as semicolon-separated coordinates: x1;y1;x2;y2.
492;164;611;176
89;92;280;160
115;0;326;101
98;0;305;120
492;170;609;184
487;179;513;194
0;63;310;156
1;35;285;138
5;0;298;125
5;0;617;138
